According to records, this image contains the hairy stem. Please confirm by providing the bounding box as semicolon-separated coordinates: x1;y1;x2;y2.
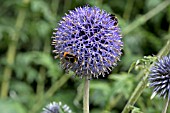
83;76;90;113
122;39;170;113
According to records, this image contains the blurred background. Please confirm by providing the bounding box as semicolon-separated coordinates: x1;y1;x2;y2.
0;0;170;113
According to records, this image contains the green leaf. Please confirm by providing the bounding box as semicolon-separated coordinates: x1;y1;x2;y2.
0;99;27;113
128;61;136;73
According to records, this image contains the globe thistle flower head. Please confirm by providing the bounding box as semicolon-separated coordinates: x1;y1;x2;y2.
148;55;170;99
42;101;72;113
52;6;123;78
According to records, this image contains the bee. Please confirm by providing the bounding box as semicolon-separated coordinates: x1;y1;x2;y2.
109;14;118;26
63;52;78;63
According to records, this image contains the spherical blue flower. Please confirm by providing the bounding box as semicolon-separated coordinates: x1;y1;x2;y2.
148;55;170;99
52;6;123;78
42;102;72;113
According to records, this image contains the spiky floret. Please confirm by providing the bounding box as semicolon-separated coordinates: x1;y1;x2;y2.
42;102;72;113
148;55;170;99
52;6;123;78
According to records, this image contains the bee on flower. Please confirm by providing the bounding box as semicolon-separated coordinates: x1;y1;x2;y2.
52;6;123;78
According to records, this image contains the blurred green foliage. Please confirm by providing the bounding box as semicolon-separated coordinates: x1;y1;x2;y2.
0;0;170;113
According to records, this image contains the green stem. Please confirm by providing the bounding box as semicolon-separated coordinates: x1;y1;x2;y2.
162;97;169;113
45;74;71;98
74;82;84;107
63;0;71;13
51;0;59;15
29;73;71;113
121;72;148;113
0;0;29;98
122;39;170;113
36;38;50;97
104;94;123;112
36;67;45;97
83;76;90;113
123;0;134;21
122;0;170;35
